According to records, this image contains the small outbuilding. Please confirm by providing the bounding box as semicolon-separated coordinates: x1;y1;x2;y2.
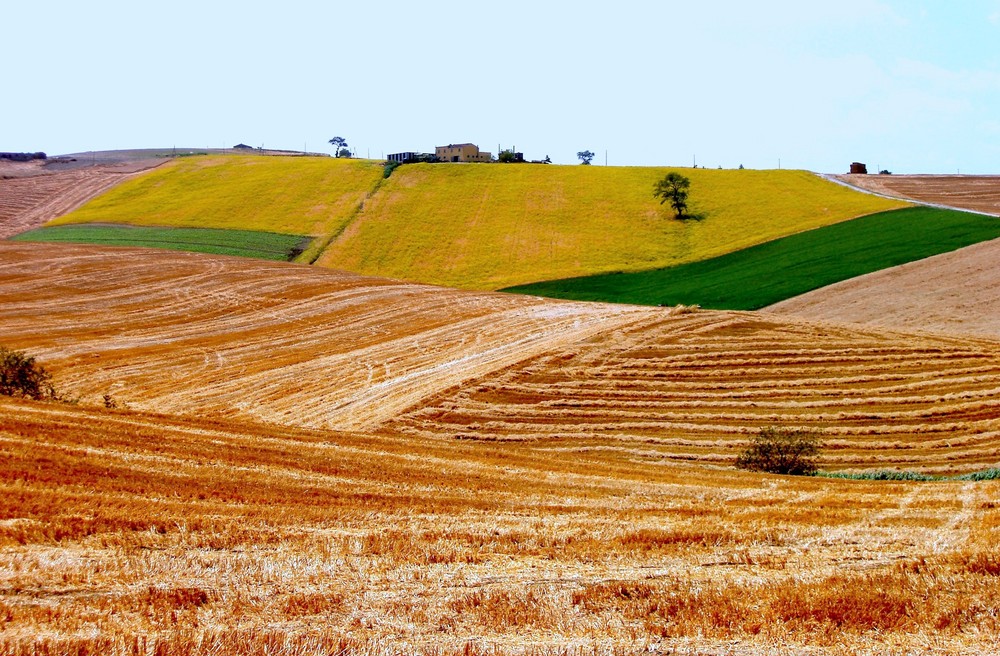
849;162;868;174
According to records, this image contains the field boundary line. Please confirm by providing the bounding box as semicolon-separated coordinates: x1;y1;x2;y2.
818;173;999;217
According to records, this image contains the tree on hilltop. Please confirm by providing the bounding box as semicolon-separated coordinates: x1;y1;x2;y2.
328;136;351;158
577;150;595;165
653;172;691;219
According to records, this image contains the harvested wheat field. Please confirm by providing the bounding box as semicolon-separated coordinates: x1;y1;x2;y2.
0;159;161;239
837;174;1000;216
3;395;1000;655
3;242;1000;654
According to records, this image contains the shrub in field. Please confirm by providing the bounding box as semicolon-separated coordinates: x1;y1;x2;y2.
0;346;59;401
735;426;821;476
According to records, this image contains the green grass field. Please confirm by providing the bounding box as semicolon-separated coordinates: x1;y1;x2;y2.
315;164;907;289
50;156;385;241
11;224;310;261
502;207;1000;309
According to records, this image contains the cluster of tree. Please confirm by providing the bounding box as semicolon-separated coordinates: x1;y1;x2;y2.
0;152;47;162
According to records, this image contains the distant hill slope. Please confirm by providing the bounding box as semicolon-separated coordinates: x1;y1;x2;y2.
767;236;1000;339
43;156;905;290
836;174;1000;216
0;161;160;238
49;155;384;243
315;164;907;289
503;207;1000;309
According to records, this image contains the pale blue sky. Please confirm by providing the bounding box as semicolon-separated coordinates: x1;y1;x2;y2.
6;1;999;173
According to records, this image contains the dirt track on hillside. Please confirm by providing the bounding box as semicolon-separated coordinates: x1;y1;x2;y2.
837;174;1000;215
3;241;999;473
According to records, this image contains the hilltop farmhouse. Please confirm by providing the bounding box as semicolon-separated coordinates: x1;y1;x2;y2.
435;143;492;163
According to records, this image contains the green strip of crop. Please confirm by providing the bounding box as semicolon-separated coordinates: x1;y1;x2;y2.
820;468;1000;482
502;207;1000;309
11;224;311;262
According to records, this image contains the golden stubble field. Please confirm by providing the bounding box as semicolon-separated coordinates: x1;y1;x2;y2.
2;242;1000;654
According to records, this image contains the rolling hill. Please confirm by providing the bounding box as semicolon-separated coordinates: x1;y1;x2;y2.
504;206;1000;309
314;163;907;289
4;241;998;473
48;155;385;256
41;156;906;289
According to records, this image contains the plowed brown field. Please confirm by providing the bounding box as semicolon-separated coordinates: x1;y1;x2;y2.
4;242;1000;654
0;160;160;239
837;174;1000;216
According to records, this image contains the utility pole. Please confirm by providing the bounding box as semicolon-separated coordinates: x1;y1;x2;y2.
605;150;608;166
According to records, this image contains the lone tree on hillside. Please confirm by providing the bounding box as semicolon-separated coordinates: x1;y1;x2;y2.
577;150;595;165
653;171;691;219
328;136;351;158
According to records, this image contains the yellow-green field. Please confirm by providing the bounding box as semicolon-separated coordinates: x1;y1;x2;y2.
50;155;384;242
315;164;907;289
49;157;906;290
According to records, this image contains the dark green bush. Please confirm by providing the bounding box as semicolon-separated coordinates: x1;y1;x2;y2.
0;346;59;400
735;427;822;476
383;160;402;178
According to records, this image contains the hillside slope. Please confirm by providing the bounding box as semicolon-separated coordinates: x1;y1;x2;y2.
39;156;905;290
315;164;907;289
49;155;385;240
767;236;1000;338
837;174;1000;216
0;160;160;238
3;241;999;474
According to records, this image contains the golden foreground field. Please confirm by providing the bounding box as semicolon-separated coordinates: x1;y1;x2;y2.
3;242;1000;653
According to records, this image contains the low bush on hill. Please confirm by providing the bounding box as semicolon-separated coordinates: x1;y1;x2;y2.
736;427;822;476
0;346;60;401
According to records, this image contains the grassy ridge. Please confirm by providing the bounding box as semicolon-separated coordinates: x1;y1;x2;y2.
49;155;385;238
502;207;1000;309
315;164;907;289
12;224;309;261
